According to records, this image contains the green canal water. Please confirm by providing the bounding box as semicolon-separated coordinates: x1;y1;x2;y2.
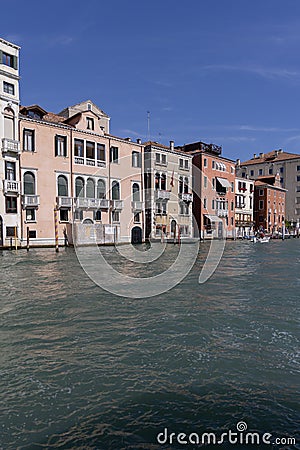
0;240;299;449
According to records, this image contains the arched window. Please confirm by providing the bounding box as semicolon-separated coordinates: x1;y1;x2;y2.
97;179;106;199
86;178;95;198
24;172;35;195
155;173;160;190
112;181;120;200
132;183;140;201
179;176;183;194
75;177;84;198
161;173;166;190
184;177;189;193
57;175;68;197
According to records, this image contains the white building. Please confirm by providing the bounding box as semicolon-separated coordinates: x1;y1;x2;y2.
235;176;254;238
0;38;21;247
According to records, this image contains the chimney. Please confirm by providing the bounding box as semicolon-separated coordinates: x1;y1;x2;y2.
236;158;241;167
170;140;174;151
253;153;257;159
259;152;264;158
136;138;142;144
279;148;283;153
275;150;278;157
125;137;131;142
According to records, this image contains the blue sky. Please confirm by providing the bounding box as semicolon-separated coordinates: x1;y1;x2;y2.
3;0;300;161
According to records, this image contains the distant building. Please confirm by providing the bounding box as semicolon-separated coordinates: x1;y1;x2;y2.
253;174;286;233
19;101;144;247
237;149;300;226
144;141;193;240
235;176;254;238
0;38;21;247
179;141;236;239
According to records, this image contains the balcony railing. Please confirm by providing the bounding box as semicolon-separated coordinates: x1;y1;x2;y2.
2;138;20;154
216;209;228;217
86;158;95;166
236;203;245;209
22;195;40;208
76;198;110;209
155;190;171;200
131;201;144;212
56;196;73;208
97;160;106;168
74;156;84;165
111;200;124;210
179;192;193;202
3;180;20;195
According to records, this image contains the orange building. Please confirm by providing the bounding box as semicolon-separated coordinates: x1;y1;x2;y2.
179;142;236;239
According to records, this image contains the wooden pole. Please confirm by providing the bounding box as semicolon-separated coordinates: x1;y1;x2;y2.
54;208;59;252
14;226;17;251
26;226;30;251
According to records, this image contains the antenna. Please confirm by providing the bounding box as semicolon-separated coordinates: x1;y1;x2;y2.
147;111;150;141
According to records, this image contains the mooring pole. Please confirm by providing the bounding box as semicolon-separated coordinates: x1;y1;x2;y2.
26;226;30;252
54;208;59;252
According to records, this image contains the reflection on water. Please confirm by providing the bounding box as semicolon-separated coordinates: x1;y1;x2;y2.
0;240;299;449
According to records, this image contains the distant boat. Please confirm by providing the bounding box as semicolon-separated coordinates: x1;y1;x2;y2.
258;236;270;243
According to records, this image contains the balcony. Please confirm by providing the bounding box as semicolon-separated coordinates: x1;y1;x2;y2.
3;180;20;195
2;138;20;154
216;209;228;217
179;192;193;202
131;201;144;212
56;196;73;208
236;203;245;209
155;190;171;200
76;198;110;209
22;195;40;208
111;200;124;210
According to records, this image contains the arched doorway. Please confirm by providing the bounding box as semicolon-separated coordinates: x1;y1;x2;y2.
131;226;142;244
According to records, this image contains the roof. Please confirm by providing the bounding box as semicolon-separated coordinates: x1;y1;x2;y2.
241;149;300;166
254;180;287;191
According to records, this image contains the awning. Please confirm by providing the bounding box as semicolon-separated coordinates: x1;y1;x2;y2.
216;177;232;188
204;214;222;222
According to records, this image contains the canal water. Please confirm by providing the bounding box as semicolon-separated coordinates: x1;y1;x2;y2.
0;240;299;449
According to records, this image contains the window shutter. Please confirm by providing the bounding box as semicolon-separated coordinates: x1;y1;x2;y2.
55;136;58;157
13;56;18;70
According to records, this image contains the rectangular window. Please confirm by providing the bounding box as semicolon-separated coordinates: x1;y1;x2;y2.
204;176;207;188
97;144;106;162
269;167;273;175
55;135;67;157
156;153;161;164
2;52;17;69
23;129;35;152
212;178;215;189
259;169;263;176
26;209;36;221
5;196;17;213
280;167;284;173
297;176;300;182
3;81;14;95
297;166;300;171
212;161;215;169
132;151;141;168
110;146;119;163
184;159;189;170
259;189;264;196
134;213;140;223
5;161;16;180
203;198;207;209
86;117;94;130
231;182;234;193
179;158;183;169
259;200;264;210
203;158;207;167
250;170;254;177
112;211;120;222
6;226;16;237
212;199;215;209
29;230;37;239
297;186;300;192
86;141;95;162
94;210;102;221
59;209;69;222
161;154;167;165
250;197;253;209
74;139;84;157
